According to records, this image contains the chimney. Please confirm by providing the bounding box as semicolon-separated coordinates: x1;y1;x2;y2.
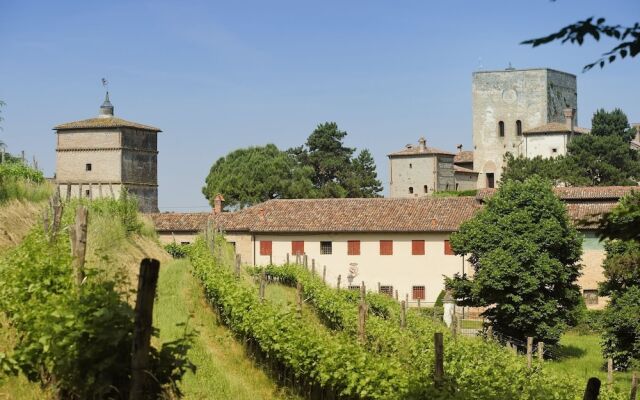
563;108;576;129
418;137;426;152
213;194;225;215
258;207;266;222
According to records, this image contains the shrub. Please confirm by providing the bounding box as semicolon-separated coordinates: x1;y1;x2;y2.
574;309;605;335
601;286;640;370
0;161;50;203
165;242;189;258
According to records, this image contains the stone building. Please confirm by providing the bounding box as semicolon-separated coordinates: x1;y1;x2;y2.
472;68;579;188
388;137;456;197
54;93;161;212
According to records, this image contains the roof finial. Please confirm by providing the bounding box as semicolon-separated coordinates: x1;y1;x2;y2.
99;78;114;118
506;62;515;71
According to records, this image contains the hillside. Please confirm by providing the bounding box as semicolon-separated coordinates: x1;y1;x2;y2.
0;200;46;253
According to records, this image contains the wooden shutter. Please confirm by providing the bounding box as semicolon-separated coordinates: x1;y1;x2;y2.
412;286;425;300
380;240;393;255
292;241;304;255
260;240;272;256
412;240;425;255
347;240;360;255
444;240;454;255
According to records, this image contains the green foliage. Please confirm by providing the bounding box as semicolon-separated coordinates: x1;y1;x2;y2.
432;190;478;198
0;161;44;183
599;240;640;296
522;17;640;71
0;202;193;398
0;161;50;203
601;287;640;370
67;190;144;236
591;108;636;142
574;309;605;335
165;242;190;258
447;177;583;346
598;191;640;242
202;144;316;209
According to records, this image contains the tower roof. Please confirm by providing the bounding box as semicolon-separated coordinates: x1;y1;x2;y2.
99;91;114;118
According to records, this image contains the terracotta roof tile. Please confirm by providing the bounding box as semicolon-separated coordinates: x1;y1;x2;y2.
54;117;161;132
454;151;474;163
523;122;589;135
148;212;210;231
454;165;478;174
476;186;638;201
388;145;455;157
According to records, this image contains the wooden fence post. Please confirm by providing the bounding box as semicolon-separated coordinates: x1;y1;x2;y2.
538;342;544;361
400;300;407;329
286;253;290;264
417;298;421;308
129;258;161;400
322;265;326;284
50;194;64;240
451;314;458;338
296;282;303;317
394;289;398;301
583;377;601;400
70;206;88;287
269;253;273;265
259;270;266;301
311;259;315;275
377;282;381;293
358;282;367;342
608;358;614;387
405;293;409;307
434;332;444;386
487;325;493;341
234;254;241;278
630;371;638;400
337;274;341;290
527;337;533;369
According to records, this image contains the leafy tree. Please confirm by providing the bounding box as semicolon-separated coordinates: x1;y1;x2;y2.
591;108;636;142
599;240;640;297
202;144;315;209
446;177;583;346
522;17;640;71
342;149;383;198
598;191;640;242
600;286;640;370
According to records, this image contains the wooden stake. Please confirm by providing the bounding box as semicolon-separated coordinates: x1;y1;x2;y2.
608;358;614;386
129;258;161;400
269;253;273;265
322;265;326;283
400;300;407;329
630;371;638;400
235;254;241;278
66;184;72;200
286;253;290;264
377;282;381;293
311;259;315;275
487;325;493;341
394;289;398;301
538;342;544;361
296;282;303;317
71;206;88;286
303;254;308;269
434;332;444;386
259;270;266;301
451;314;458;338
583;377;601;400
418;298;421;308
358;281;367;342
337;274;341;290
527;337;533;369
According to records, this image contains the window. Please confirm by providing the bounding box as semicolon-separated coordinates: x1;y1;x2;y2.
516;120;522;136
423;185;428;193
85;163;92;171
409;187;414;194
412;286;426;300
412;240;425;255
486;173;495;188
498;121;505;137
552;148;558;154
320;241;332;255
380;240;393;255
583;290;599;305
444;240;454;255
260;240;272;256
379;285;394;297
292;241;304;255
348;285;361;291
347;240;360;255
85;190;90;197
455;183;459;190
409;163;412;168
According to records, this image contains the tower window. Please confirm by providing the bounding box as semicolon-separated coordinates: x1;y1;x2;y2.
423;185;428;193
409;163;412;168
85;163;92;171
409;187;414;194
516;120;522;136
85;190;90;197
498;121;505;137
486;173;495;188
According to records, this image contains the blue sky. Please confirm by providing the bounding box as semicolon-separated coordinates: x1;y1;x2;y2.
1;0;639;211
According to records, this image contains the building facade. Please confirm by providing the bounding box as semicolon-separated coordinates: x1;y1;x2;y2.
54;93;161;212
472;68;578;187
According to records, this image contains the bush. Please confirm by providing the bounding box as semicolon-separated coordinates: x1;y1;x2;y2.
574;309;605;335
601;286;640;370
165;242;189;258
0;161;50;203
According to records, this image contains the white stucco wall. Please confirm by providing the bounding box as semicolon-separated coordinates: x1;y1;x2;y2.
389;155;437;198
524;134;569;158
252;232;466;304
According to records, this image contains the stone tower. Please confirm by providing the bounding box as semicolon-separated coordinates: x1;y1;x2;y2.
54;93;161;212
472;68;577;188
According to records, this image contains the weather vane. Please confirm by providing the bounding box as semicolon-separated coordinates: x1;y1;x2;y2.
101;78;109;91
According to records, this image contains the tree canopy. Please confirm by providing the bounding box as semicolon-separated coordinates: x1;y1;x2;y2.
203;122;382;209
446;177;583;346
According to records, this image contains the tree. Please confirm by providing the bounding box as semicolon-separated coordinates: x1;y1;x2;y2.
202;144;315;209
446;177;583;346
591;108;636;142
597;191;640;242
500;153;586;186
522;17;640;71
346;149;383;197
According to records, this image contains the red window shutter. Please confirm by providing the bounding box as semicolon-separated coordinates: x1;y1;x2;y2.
292;241;304;255
412;240;425;255
260;240;272;256
347;240;360;255
444;240;454;255
380;240;393;255
412;286;425;300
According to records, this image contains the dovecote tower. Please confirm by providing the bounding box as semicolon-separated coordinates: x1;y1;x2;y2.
54;93;161;212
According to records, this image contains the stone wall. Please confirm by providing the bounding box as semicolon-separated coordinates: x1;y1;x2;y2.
389;155;437;197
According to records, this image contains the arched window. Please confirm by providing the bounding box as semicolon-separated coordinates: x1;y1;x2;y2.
409;187;414;194
423;185;428;193
516;120;522;136
498;121;505;137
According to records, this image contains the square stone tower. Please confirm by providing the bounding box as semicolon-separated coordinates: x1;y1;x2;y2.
54;93;161;212
472;68;577;188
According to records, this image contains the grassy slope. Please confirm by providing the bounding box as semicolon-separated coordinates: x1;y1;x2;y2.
154;259;299;400
0;200;45;254
546;332;633;394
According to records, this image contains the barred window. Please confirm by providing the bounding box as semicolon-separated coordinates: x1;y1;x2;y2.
379;285;393;297
348;285;361;291
412;286;425;300
320;241;332;255
583;289;599;305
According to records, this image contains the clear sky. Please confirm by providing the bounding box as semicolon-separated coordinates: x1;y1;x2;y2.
1;0;638;211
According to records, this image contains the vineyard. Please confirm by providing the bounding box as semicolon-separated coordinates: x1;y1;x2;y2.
190;236;630;400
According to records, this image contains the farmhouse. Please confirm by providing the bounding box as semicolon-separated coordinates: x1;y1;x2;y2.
149;186;637;307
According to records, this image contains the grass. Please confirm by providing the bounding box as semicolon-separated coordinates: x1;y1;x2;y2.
154;259;299;400
546;331;634;395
